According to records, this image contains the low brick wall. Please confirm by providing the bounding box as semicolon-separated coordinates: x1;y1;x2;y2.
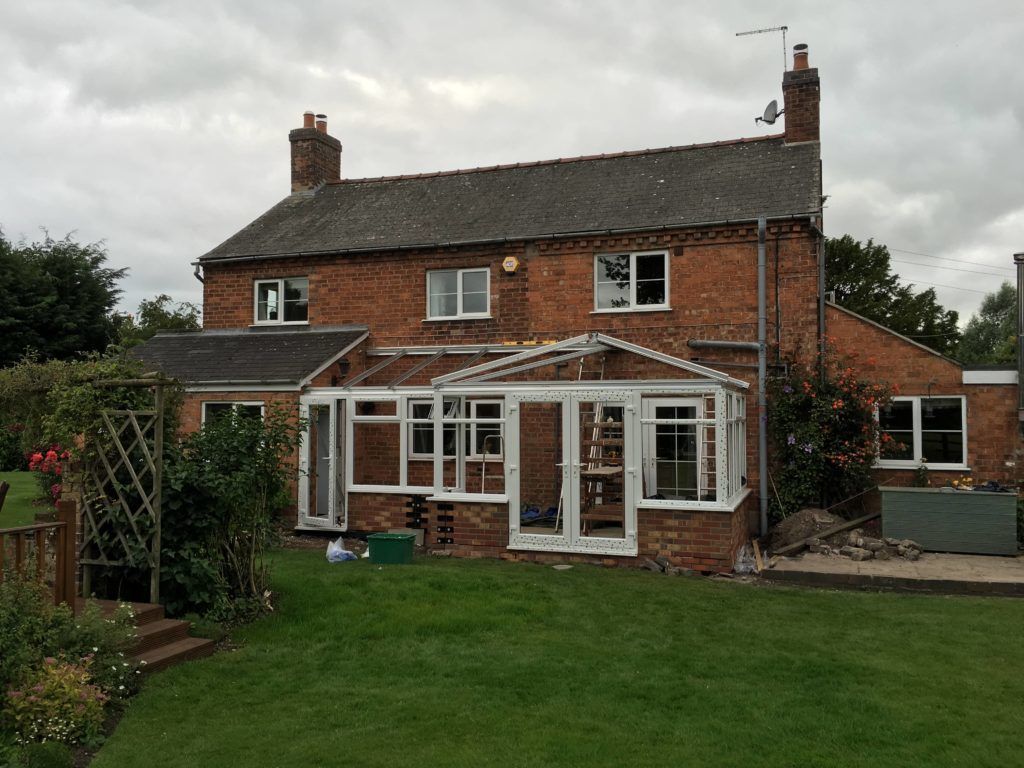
346;490;753;572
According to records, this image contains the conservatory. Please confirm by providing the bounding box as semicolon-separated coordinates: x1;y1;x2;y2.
298;333;749;557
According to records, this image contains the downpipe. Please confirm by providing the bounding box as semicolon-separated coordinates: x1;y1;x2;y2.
758;217;769;537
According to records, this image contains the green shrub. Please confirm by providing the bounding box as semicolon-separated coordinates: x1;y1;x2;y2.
0;572;140;703
3;657;106;746
0;424;26;470
159;405;302;619
14;741;73;768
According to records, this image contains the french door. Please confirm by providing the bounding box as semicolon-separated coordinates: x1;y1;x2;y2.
507;391;637;555
298;398;347;529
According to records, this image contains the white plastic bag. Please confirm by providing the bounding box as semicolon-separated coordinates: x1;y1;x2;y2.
326;537;356;563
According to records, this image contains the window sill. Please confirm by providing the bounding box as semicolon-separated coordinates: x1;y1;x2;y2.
250;321;310;328
637;487;751;513
590;307;672;315
875;463;971;472
428;492;508;504
422;316;493;323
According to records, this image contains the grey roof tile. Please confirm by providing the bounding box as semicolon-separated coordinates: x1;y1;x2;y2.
130;325;367;385
201;137;820;261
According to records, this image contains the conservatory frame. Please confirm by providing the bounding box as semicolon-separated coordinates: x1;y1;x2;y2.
297;333;749;556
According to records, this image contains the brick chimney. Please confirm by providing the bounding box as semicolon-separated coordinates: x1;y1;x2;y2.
782;44;820;143
289;110;341;192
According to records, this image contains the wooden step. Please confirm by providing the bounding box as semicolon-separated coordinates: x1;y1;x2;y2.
132;618;190;656
582;438;624;447
76;598;165;626
582;421;623;429
137;637;216;674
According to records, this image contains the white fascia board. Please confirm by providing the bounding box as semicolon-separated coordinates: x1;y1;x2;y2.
962;370;1018;385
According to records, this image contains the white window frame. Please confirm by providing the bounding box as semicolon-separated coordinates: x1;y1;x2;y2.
407;398;457;460
876;395;968;470
253;277;309;325
592;250;670;313
201;401;265;424
467;399;504;459
425;267;491;320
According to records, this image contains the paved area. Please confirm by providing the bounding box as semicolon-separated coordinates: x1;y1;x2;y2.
763;551;1024;596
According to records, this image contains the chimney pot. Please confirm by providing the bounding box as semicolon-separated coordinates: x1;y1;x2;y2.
793;43;809;71
289;112;342;192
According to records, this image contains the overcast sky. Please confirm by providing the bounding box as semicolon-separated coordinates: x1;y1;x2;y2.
1;1;1021;323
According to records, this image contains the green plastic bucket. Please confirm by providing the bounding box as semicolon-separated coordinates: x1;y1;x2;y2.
368;533;416;564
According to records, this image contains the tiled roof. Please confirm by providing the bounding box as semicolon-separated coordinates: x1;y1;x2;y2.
200;136;820;262
130;325;367;385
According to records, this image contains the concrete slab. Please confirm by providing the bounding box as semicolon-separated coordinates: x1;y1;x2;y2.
762;551;1024;597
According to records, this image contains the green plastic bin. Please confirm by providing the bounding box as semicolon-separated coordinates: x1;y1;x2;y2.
368;533;416;564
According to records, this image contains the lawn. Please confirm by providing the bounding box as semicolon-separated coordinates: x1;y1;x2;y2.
93;549;1024;768
0;470;43;527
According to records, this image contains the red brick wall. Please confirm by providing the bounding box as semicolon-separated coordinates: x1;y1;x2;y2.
345;490;753;573
827;304;1022;485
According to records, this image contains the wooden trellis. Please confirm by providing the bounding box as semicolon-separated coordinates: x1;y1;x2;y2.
79;381;166;603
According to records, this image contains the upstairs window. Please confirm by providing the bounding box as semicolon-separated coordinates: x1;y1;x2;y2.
255;277;308;324
594;251;669;311
427;268;490;319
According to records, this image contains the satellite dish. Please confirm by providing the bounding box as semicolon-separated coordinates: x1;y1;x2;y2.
755;99;784;125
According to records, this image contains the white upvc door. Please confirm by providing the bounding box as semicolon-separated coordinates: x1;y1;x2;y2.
298;397;347;530
507;390;638;556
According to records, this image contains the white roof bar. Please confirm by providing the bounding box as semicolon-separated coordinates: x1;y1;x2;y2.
431;333;592;385
386;348;448;389
342;349;408;389
593;334;748;389
456;345;609;385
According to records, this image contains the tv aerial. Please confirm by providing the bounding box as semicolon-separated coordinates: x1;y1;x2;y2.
736;25;789;125
735;24;788;70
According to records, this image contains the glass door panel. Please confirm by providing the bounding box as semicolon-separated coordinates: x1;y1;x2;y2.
576;400;626;540
515;399;567;538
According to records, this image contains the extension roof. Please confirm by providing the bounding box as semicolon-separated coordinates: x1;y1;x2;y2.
130;325;367;386
200;135;821;262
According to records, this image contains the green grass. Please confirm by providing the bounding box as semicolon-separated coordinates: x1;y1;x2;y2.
93;550;1024;768
0;471;44;527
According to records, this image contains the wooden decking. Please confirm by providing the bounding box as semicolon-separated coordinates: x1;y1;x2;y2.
76;598;216;672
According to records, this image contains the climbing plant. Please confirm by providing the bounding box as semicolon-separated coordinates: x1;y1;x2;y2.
767;343;894;520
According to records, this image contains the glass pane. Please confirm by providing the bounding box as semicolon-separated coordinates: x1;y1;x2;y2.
204;403;233;421
411;424;433;454
461;270;488;294
308;405;331;519
635;254;665;281
462;291;487;314
636;279;666;306
596;254;630;283
596;282;630;309
429;271;457;294
881;430;914;460
921;431;964;465
283;283;308;322
257;283;279;321
518;401;564;536
429;292;458;318
238;405;263;420
879;401;913;431
409;401;431;419
921;399;962;431
475;403;501;419
578;400;625;539
284;278;308;302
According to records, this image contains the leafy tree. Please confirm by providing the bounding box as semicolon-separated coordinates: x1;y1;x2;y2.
0;230;127;366
113;294;201;348
826;235;960;356
957;282;1016;365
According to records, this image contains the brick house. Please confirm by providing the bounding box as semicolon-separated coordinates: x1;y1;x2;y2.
134;45;1020;570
